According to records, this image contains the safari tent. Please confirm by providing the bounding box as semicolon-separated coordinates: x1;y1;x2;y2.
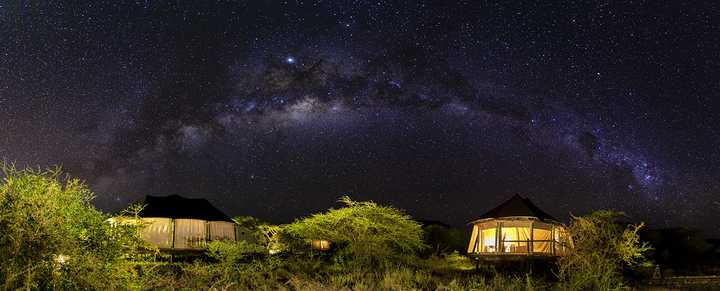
467;195;572;258
310;239;332;251
130;195;237;250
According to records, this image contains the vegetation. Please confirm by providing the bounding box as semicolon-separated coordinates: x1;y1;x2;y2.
282;196;427;269
0;164;660;290
0;165;147;289
556;210;652;290
423;224;467;255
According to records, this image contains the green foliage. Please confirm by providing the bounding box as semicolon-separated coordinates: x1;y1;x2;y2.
182;256;289;290
0;164;146;289
556;210;652;290
232;216;285;254
132;257;549;291
0;166;659;290
284;265;545;291
184;197;545;290
424;251;478;272
283;196;427;268
206;240;268;264
442;272;545;291
423;225;468;255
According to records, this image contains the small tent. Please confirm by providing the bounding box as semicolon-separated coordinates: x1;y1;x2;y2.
467;195;572;257
310;239;332;251
131;195;237;250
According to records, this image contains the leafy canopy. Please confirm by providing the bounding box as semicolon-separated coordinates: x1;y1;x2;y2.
283;196;427;267
557;210;652;291
0;164;145;289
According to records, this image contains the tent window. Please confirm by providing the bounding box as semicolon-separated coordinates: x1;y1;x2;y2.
468;221;572;256
532;228;552;253
174;219;207;249
140;218;173;249
480;228;497;253
209;221;235;241
501;227;531;253
311;239;331;251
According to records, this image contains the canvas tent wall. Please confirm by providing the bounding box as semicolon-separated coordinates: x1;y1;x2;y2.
467;195;572;257
132;195;237;250
310;239;332;251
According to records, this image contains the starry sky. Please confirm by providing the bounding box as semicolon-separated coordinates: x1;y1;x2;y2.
1;1;719;235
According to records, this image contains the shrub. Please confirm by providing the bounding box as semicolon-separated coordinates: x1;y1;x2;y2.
282;196;427;269
0;165;145;289
556;210;652;290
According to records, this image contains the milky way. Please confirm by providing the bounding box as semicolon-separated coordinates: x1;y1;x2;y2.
1;1;718;235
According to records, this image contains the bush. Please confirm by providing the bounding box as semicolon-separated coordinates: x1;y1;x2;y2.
423;225;468;256
282;196;427;269
556;210;652;290
0;165;145;289
3;166;654;290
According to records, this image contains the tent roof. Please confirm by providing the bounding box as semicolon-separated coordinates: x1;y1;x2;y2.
135;195;233;222
469;195;559;223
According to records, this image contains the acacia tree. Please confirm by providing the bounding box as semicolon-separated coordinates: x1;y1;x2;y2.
557;210;652;290
0;165;145;289
283;196;427;269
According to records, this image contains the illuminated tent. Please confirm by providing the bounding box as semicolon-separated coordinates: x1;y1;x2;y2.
133;195;237;250
467;195;572;257
310;239;332;251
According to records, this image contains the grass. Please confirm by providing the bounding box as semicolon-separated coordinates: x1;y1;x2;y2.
128;252;553;291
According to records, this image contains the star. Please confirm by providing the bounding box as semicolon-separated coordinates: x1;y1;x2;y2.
2;0;718;237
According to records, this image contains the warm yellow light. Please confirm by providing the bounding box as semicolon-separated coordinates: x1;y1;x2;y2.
503;228;517;240
481;228;496;252
311;239;331;251
53;254;70;265
483;236;494;247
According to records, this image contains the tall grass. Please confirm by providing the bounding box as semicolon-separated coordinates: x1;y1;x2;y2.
131;256;548;291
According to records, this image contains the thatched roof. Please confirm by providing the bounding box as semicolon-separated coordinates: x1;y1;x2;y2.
470;195;558;223
135;195;233;222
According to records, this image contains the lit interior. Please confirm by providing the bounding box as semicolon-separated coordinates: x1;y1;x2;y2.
481;228;496;252
469;220;572;256
500;226;530;253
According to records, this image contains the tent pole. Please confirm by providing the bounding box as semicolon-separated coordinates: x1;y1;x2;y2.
206;220;210;246
475;225;481;253
171;218;176;263
551;226;555;255
171;218;176;249
529;221;533;256
496;221;500;254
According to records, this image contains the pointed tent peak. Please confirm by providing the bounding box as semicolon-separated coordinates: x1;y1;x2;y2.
135;194;233;222
469;194;559;223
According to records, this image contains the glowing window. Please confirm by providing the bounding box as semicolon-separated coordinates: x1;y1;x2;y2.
501;227;531;253
480;228;496;253
532;228;552;253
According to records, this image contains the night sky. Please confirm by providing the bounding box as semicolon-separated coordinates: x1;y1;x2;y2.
2;1;719;235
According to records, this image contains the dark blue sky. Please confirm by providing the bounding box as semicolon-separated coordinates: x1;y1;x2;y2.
1;1;718;235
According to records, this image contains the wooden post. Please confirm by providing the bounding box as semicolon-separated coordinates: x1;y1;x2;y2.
171;218;176;263
496;221;501;254
529;222;533;256
475;225;481;253
551;226;555;256
233;223;238;242
205;220;210;245
171;218;176;249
